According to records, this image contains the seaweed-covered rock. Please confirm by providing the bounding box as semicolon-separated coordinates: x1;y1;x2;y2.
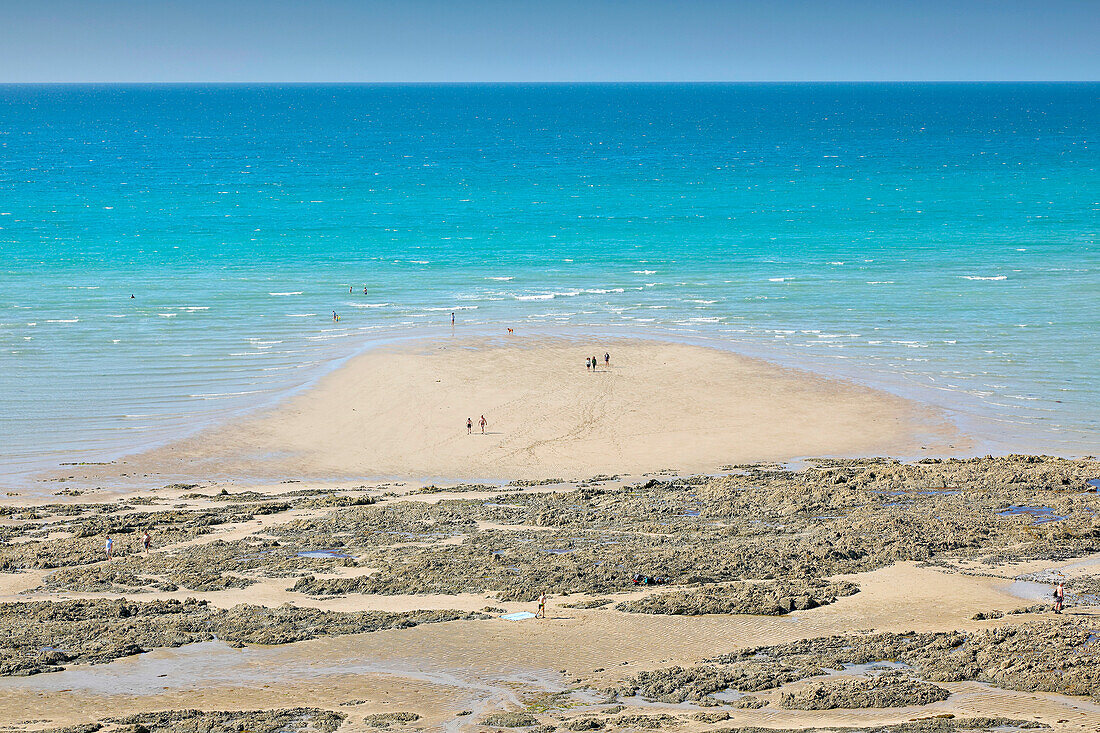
480;711;538;727
0;598;485;676
616;579;858;616
777;671;950;709
105;708;345;733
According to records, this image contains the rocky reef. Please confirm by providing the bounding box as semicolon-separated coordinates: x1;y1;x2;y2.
611;617;1100;706
615;579;859;616
0;597;484;676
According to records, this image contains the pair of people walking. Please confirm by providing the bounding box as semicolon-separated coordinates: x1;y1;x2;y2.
104;530;151;560
467;415;487;435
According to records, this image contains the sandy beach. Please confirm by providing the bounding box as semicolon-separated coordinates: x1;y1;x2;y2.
42;336;964;491
2;338;1098;733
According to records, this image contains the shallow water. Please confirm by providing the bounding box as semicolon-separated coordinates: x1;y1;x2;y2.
2;83;1097;477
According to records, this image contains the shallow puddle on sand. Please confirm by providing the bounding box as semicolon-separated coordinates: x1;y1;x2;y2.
0;638;564;700
1005;579;1055;601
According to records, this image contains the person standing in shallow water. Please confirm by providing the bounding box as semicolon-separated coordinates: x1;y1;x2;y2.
1054;581;1065;614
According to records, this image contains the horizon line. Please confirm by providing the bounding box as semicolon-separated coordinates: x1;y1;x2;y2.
1;79;1097;86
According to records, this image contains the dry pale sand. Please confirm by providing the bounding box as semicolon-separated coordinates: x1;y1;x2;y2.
65;336;963;488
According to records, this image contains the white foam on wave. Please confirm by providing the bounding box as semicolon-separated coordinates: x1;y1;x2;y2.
586;288;625;294
632;270;657;275
768;277;786;282
486;276;514;281
177;306;210;311
421;306;477;311
867;281;895;284
287;313;317;318
157;313;176;317
960;275;1007;281
269;292;304;296
515;294;556;301
190;389;265;399
46;319;78;323
348;302;391;308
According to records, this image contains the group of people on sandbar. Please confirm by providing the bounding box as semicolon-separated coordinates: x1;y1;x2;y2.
586;352;610;371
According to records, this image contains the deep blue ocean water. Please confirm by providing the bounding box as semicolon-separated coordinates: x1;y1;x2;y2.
1;83;1097;477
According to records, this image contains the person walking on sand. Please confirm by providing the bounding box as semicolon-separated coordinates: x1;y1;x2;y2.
141;530;150;552
585;357;591;371
604;352;610;367
467;417;473;435
1054;581;1065;614
105;536;113;560
591;354;598;371
536;591;546;619
479;415;487;434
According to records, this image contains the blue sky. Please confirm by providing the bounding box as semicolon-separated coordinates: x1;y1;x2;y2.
1;0;1096;82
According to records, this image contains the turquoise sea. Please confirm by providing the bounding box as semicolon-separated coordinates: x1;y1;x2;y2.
1;83;1097;479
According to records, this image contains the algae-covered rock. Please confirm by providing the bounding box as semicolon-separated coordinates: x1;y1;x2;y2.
777;671;950;709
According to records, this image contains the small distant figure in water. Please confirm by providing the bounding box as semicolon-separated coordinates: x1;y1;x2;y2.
479;415;487;434
332;311;339;321
585;357;591;371
536;591;546;619
451;312;455;326
467;417;473;435
364;286;368;295
1054;581;1065;614
349;286;353;294
105;536;113;560
130;294;135;299
141;530;151;552
604;352;610;367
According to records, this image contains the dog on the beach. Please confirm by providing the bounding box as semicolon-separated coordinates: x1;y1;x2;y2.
507;328;514;334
